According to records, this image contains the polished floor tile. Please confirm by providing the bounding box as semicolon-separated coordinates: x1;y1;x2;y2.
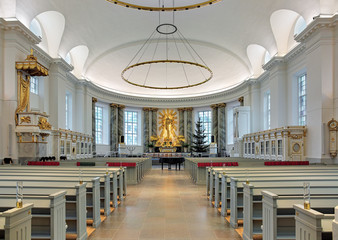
88;168;242;240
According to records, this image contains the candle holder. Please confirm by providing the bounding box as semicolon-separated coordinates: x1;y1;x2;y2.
16;181;23;208
79;168;83;184
304;182;310;210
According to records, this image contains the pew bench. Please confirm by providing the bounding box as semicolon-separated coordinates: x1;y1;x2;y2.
0;166;123;211
0;181;87;240
0;191;66;240
294;204;333;240
229;176;338;229
243;182;338;240
262;191;338;240
0;203;33;240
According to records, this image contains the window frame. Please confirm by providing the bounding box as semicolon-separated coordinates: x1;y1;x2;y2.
298;73;307;126
124;110;139;145
264;90;271;130
198;110;212;144
30;76;39;95
95;106;104;145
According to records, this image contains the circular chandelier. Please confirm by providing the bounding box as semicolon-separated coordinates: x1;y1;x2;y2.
121;23;213;90
106;0;222;11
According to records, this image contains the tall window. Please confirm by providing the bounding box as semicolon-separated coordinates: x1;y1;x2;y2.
198;111;212;144
264;90;271;129
95;106;103;144
125;111;138;145
227;108;234;145
298;74;307;126
30;76;39;94
65;93;72;130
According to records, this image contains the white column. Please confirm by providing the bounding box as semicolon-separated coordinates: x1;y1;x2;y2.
295;16;337;162
269;62;287;129
0;19;39;162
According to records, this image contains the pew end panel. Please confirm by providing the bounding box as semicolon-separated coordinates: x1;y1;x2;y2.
0;203;33;240
294;204;334;240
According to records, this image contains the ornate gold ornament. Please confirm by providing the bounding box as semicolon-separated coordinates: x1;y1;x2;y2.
38;117;52;130
15;49;48;76
106;0;222;11
92;97;98;103
20;116;31;124
158;109;179;147
15;50;49;125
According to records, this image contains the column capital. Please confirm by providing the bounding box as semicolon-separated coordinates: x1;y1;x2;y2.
92;97;98;103
238;96;244;103
210;104;218;109
178;107;193;111
143;107;151;112
150;108;159;112
118;104;125;109
110;103;118;108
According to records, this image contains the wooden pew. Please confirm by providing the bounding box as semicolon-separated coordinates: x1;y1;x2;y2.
0;169;114;217
243;182;338;240
0;166;123;210
294;204;333;240
0;166;127;207
0;181;87;240
230;176;338;229
0;203;33;240
262;191;338;240
209;167;338;215
209;166;338;206
0;191;66;240
0;175;101;230
61;157;152;184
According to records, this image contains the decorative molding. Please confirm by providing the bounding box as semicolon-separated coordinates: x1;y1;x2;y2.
284;43;306;62
262;56;285;71
295;14;338;43
0;18;40;45
51;58;74;73
32;45;53;66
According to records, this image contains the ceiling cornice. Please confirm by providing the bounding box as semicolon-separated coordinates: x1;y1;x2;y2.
82;80;249;107
52;58;74;73
262;56;285;71
295;14;338;43
0;18;40;45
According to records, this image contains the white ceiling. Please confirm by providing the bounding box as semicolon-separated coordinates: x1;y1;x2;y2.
13;0;324;98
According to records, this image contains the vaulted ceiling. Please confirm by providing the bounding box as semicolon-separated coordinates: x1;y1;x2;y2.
8;0;331;98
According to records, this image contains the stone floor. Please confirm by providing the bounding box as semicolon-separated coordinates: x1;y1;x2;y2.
88;168;242;240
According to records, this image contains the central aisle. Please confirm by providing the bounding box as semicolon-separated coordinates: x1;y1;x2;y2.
89;168;242;240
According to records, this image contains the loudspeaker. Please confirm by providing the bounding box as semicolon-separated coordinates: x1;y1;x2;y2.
120;136;125;143
211;135;215;143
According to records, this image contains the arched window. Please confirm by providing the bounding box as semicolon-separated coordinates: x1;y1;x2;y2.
29;18;42;38
294;16;307;36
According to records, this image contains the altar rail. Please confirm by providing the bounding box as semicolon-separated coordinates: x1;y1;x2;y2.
243;126;306;161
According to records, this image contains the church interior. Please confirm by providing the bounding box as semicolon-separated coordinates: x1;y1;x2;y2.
0;0;338;239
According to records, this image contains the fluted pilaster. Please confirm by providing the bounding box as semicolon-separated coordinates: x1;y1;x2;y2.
118;105;125;143
151;108;158;138
110;104;118;151
143;108;150;151
186;108;193;152
92;97;97;153
178;108;185;136
211;104;218;144
218;103;226;155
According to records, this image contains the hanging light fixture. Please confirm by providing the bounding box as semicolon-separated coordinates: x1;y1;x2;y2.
110;0;214;90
